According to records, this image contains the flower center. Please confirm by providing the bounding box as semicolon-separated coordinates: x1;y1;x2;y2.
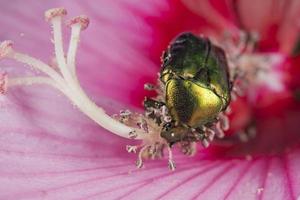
208;32;297;158
0;7;292;170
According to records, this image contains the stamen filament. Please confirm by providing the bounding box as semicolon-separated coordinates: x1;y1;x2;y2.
7;76;64;93
50;17;75;85
67;23;81;76
66;86;143;139
65;20;91;99
7;75;140;139
0;72;7;94
8;51;64;85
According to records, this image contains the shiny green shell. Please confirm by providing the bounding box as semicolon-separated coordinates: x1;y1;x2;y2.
160;33;231;128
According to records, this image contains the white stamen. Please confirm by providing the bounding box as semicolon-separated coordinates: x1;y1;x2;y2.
126;145;138;153
67;15;89;30
66;15;89;76
0;8;144;141
0;73;7;94
8;51;64;85
238;131;249;142
206;128;216;142
67;23;81;76
219;113;230;131
7;76;63;91
0;40;13;59
49;16;74;85
213;123;225;138
69;81;141;138
45;8;67;21
201;138;210;148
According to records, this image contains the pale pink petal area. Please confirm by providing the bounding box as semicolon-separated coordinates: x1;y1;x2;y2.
182;0;300;53
0;1;300;200
235;0;300;53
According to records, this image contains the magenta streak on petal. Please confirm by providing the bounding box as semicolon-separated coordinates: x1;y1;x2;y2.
154;161;223;199
121;161;222;200
8;162;205;200
1;164;134;178
102;164;212;200
260;157;293;200
190;163;236;200
197;161;254;200
223;161;255;199
218;159;269;200
282;155;296;200
258;158;271;200
76;165;200;199
286;148;300;199
158;162;234;199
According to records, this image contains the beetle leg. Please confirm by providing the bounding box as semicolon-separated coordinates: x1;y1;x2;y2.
237;124;256;142
144;97;172;126
182;127;210;148
126;145;138;153
144;97;162;119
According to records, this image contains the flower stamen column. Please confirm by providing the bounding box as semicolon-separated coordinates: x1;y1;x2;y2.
0;8;144;140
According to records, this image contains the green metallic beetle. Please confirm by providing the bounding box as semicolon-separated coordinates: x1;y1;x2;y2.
145;32;231;145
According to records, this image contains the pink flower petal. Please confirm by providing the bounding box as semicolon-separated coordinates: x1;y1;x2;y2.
234;0;300;53
0;1;300;200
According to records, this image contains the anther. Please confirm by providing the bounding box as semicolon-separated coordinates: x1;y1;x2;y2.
137;119;149;133
0;41;13;59
219;113;230;131
238;131;249;142
225;106;232;114
44;8;67;21
126;145;138;153
0;73;7;94
67;15;90;30
205;128;216;142
201;138;210;148
128;131;138;139
213;123;225;138
120;110;131;116
233;85;245;96
144;83;155;90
